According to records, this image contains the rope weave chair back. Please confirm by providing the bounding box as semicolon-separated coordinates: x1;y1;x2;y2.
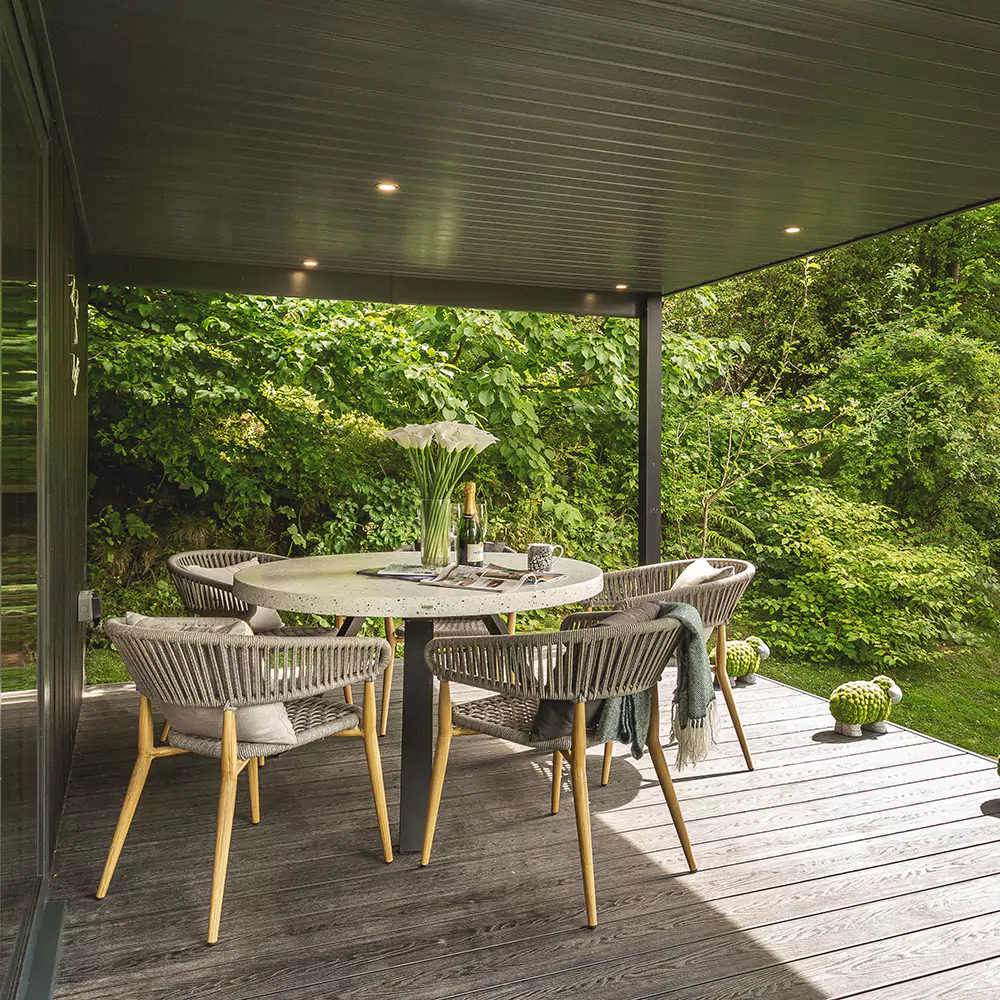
424;615;683;702
597;559;755;628
105;618;390;709
166;549;287;615
167;549;286;618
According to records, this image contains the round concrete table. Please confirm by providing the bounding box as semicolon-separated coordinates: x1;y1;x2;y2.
234;551;603;851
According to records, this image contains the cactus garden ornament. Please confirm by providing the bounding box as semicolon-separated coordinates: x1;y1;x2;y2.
716;635;769;686
828;675;902;737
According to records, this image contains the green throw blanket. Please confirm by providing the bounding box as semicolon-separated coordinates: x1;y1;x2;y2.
596;601;719;768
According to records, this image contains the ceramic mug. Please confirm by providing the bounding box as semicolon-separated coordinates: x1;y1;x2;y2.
527;542;563;573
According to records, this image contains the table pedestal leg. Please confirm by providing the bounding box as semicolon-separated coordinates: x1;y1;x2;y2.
398;618;434;853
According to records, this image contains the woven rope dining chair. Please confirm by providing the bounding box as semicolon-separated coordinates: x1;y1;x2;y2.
99;618;393;944
167;548;397;736
380;542;519;734
420;612;696;928
167;548;288;618
594;559;757;775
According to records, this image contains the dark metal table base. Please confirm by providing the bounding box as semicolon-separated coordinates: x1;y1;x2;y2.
395;612;510;852
398;618;434;853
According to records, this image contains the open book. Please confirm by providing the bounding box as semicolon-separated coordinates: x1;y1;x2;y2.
420;562;566;592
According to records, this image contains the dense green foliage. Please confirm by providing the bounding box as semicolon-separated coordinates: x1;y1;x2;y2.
86;206;1000;751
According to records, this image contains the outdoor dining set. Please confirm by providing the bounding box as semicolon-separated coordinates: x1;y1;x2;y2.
95;545;756;944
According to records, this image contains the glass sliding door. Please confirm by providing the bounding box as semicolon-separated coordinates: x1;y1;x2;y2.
0;61;41;976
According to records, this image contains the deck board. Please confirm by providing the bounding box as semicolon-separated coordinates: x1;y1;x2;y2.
48;673;1000;999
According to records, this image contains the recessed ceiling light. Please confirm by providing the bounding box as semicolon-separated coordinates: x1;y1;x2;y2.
784;226;802;234
302;259;319;268
615;283;629;290
375;180;399;193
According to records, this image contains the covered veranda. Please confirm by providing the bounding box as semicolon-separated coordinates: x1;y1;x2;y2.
2;1;1000;997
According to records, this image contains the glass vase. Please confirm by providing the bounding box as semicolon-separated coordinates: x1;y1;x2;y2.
420;498;453;568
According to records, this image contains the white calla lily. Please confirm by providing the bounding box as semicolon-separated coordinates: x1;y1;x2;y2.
385;419;497;566
385;426;416;448
407;423;436;448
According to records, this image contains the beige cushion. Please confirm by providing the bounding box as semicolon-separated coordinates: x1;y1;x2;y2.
670;558;733;591
121;614;296;746
247;606;284;631
123;613;253;634
162;702;297;746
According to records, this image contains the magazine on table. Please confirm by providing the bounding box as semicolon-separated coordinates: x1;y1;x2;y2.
420;562;566;592
355;563;440;581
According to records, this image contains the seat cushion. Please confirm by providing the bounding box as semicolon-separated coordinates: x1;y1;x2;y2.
247;606;285;631
123;613;253;635
530;602;662;741
120;613;297;746
167;696;360;759
162;701;297;747
456;695;606;752
669;557;733;591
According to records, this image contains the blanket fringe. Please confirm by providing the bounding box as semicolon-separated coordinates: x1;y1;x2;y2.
671;700;721;769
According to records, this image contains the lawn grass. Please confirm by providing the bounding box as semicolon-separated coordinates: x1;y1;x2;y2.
760;633;1000;759
85;647;131;685
0;665;38;692
1;648;132;691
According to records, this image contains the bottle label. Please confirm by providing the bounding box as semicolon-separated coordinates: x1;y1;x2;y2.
468;543;484;564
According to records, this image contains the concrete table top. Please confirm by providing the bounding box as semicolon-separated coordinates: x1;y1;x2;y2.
233;550;603;619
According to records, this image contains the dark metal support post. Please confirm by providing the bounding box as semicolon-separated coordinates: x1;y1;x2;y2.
638;294;663;565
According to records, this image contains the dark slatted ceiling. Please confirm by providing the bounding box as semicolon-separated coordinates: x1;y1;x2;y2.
42;0;1000;295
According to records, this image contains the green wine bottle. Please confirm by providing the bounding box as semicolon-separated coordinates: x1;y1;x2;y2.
458;481;484;567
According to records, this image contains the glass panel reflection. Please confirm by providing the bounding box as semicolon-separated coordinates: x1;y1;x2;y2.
1;64;40;969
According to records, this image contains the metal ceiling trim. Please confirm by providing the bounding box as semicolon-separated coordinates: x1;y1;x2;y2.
88;254;649;318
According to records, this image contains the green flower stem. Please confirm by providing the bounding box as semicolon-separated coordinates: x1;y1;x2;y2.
402;442;481;565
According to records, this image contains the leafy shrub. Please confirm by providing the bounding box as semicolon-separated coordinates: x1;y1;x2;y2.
742;485;999;667
822;325;1000;544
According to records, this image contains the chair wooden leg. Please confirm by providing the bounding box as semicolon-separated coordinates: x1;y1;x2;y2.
343;684;354;705
362;681;393;864
248;756;261;825
421;681;453;866
647;687;697;872
505;612;517;634
380;617;396;736
716;624;754;771
551;750;563;814
570;704;598;928
258;756;265;767
601;741;613;786
208;711;239;945
97;696;156;898
159;720;171;743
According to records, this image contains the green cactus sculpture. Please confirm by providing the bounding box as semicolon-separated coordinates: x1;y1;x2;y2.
713;635;770;686
829;675;902;737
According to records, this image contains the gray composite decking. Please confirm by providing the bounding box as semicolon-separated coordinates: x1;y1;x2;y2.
48;672;1000;1000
